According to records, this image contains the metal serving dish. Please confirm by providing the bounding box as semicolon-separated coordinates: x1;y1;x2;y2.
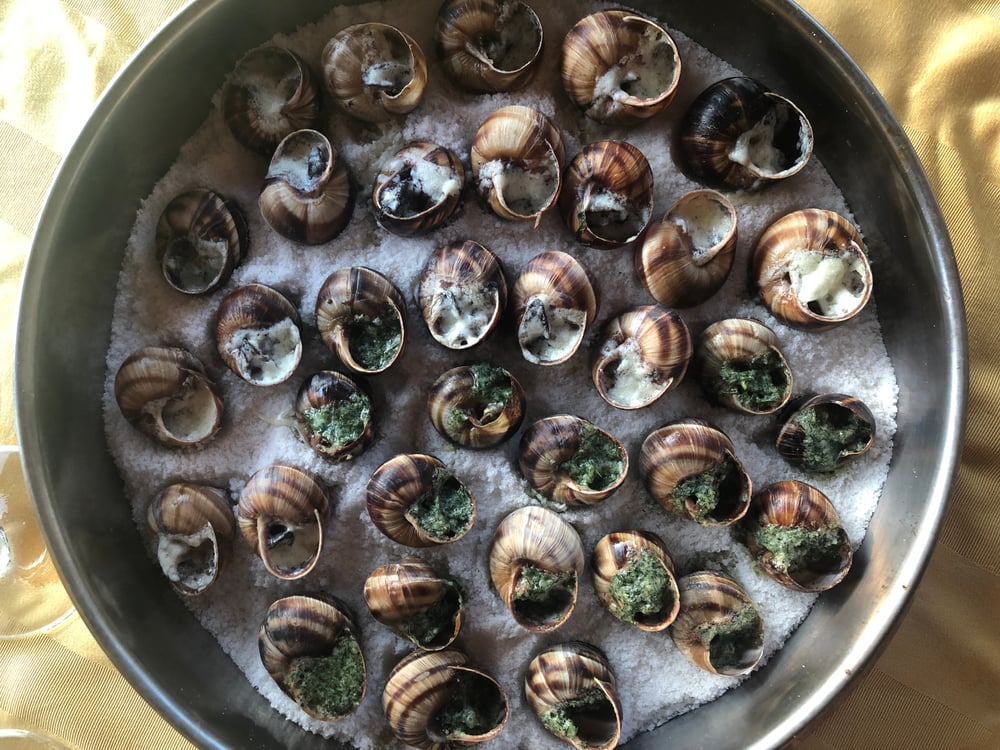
15;0;966;748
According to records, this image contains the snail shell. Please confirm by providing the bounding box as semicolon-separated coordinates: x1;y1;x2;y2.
322;22;428;123
511;250;598;366
113;345;224;449
315;266;407;375
695;317;793;414
434;0;543;94
372;141;465;236
294;370;374;461
363;556;464;651
427;362;526;448
740;479;853;592
470;105;565;224
670;571;764;676
639;419;752;526
635;189;737;308
146;482;235;595
518;415;628;506
561;9;681;125
258;593;366;721
417;240;507;350
776;393;876;473
751;208;873;330
382;648;509;748
489;505;584;632
524;641;622;750
366;454;476;546
215;283;303;386
259;128;354;245
237;464;329;580
559;139;654;249
678;76;814;191
591;530;679;631
154;188;248;295
222;46;320;155
592;304;692;410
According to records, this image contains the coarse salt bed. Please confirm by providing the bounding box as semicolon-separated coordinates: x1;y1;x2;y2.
102;1;898;748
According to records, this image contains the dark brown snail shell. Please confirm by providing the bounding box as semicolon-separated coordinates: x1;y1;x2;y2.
372;141;465;236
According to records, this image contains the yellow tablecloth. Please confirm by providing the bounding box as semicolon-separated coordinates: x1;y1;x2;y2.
1;1;997;748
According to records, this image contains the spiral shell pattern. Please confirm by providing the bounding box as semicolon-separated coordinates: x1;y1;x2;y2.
427;363;525;448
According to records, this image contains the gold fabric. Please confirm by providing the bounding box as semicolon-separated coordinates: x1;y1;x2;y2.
0;0;996;748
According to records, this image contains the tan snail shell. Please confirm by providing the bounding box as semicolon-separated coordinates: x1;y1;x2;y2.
237;464;329;580
315;266;407;375
635;189;738;308
524;641;622;750
511;250;598;366
222;46;320;155
363;556;464;650
751;208;873;330
591;530;680;631
740;479;853;592
639;419;752;526
154;188;248;295
670;571;765;676
592;304;692;410
776;393;876;473
382;648;509;748
427;362;526;448
561;9;681;124
489;505;584;632
434;0;543;94
322;22;428;123
146;482;235;595
215;283;302;386
372;141;465;236
695;317;793;415
294;370;374;461
258;593;366;721
417;240;507;350
366;454;476;546
518;415;628;506
470;105;565;225
678;76;814;191
114;345;224;449
259;128;354;245
559;139;654;249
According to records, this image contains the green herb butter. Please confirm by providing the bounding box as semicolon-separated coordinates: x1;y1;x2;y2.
397;580;462;648
541;689;611;742
669;456;738;521
435;673;505;738
560;423;625;491
409;468;473;540
303;391;371;449
795;405;872;472
697;604;763;671
346;308;401;370
717;349;789;411
608;547;674;623
512;564;576;622
286;635;365;720
752;523;843;573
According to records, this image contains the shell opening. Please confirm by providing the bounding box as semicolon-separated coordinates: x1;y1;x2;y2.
583;188;649;243
471;2;541;73
269;137;331;193
405;467;474;541
518;295;586;364
362;60;414;95
790;403;874;473
430;669;507;740
608;547;676;626
478;157;558;218
540;687;618;748
261;517;321;575
396;581;463;649
668;196;733;262
511;564;576;626
559;422;625;491
227;49;306;140
378;157;462;218
669;456;744;523
157;375;221;442
221;317;301;385
716;349;790;412
301;390;372;453
696;603;764;675
751;523;845;576
788;248;869;318
729;99;809;177
344;307;403;371
597;338;666;408
285;633;365;720
427;284;499;348
156;528;217;593
162;237;228;292
592;25;678;106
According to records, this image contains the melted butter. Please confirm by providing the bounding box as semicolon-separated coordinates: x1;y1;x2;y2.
789;249;867;317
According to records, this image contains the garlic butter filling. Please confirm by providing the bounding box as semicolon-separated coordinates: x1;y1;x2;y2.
222;317;302;385
789;249;868;317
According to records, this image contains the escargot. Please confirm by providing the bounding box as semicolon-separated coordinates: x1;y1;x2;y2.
372;141;465;236
639;419;752;526
591;530;680;631
237;464;329;580
417;240;508;350
382;648;509;748
740;479;853;592
524;641;622;750
677;76;814;191
294;370;375;461
751;208;873;330
670;571;765;676
222;46;320;155
146;482;235;595
559;139;654;249
155;188;248;295
434;0;544;93
114;345;224;449
215;283;303;386
322;22;427;123
561;9;681;124
427;362;525;448
259;128;354;245
258;593;366;721
635;189;738;308
776;393;876;473
489;505;584;632
511;250;598;366
592;304;692;409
